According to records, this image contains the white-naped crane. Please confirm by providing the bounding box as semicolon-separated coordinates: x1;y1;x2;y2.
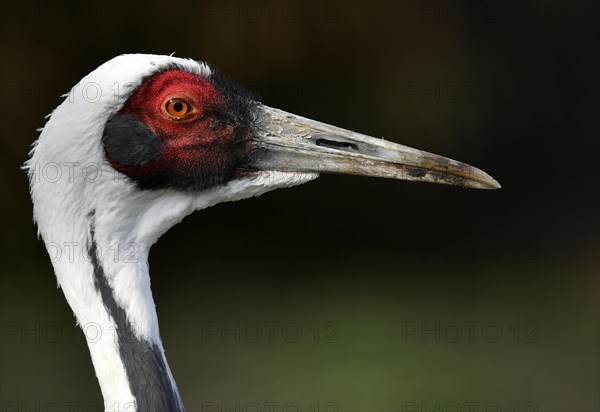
25;54;499;412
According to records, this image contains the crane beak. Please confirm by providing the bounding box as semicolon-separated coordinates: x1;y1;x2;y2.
246;105;500;190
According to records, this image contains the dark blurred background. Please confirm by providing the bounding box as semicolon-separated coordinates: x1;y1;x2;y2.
1;1;598;411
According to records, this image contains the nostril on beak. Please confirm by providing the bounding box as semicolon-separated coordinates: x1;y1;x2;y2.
315;137;358;151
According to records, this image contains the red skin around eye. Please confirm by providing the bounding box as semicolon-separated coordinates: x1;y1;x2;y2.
106;68;254;190
117;69;239;172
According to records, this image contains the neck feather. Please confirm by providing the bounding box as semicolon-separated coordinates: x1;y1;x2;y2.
88;212;184;411
46;207;184;411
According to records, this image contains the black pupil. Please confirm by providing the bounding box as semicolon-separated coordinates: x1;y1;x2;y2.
173;101;184;113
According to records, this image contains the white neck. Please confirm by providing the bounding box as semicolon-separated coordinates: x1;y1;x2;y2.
26;151;198;411
26;54;318;411
44;204;185;411
28;159;316;411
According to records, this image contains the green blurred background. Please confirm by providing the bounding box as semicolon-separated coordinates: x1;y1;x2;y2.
1;1;598;411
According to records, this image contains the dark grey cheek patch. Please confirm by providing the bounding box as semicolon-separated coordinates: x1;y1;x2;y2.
102;114;162;166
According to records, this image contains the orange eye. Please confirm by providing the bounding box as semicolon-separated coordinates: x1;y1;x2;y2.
164;98;192;119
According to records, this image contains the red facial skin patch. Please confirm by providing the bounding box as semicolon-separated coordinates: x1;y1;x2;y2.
104;69;255;191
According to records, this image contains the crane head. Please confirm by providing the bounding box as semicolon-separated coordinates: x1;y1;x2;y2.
27;54;499;248
100;58;499;193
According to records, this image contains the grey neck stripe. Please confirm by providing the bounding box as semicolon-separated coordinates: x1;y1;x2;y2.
87;211;184;412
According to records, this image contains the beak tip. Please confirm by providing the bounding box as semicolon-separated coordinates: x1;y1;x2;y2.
480;174;501;190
